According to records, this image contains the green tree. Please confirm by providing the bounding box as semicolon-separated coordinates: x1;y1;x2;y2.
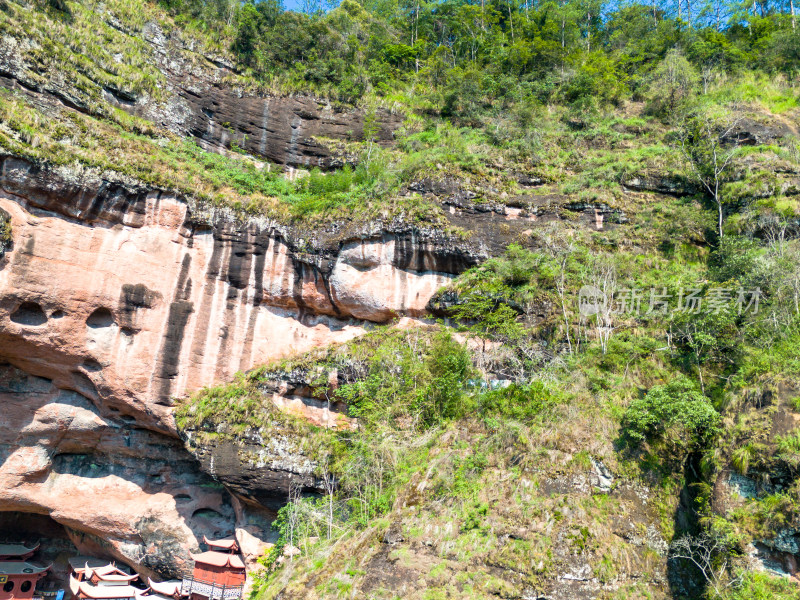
623;376;720;455
708;235;762;285
645;48;698;115
669;297;741;392
422;331;473;423
678;111;743;238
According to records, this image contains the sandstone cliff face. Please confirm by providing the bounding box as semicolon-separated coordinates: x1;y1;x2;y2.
0;154;479;577
0;155;476;406
0;362;235;580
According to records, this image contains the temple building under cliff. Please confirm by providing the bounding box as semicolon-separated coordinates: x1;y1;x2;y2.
0;543;50;600
181;538;244;600
69;560;142;600
68;557;196;600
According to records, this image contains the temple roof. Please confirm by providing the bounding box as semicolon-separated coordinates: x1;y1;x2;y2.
0;561;49;575
202;538;238;553
70;576;142;599
92;574;140;584
147;579;183;597
87;565;138;583
77;584;142;599
0;543;39;557
190;552;245;569
91;566;128;576
69;557;113;573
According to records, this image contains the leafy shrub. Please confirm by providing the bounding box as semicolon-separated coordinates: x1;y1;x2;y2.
491;244;538;287
727;571;800;600
644;49;698;117
708;236;763;286
441;65;491;125
335;330;472;429
461;501;489;531
776;431;800;469
421;331;473;424
731;443;759;475
478;382;559;422
561;51;628;108
623;377;720;454
669;299;742;380
447;451;489;498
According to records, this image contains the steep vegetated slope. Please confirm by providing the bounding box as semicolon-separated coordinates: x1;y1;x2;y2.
1;0;800;598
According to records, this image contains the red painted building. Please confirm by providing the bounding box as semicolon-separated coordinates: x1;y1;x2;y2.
180;539;244;600
0;544;49;600
0;545;38;563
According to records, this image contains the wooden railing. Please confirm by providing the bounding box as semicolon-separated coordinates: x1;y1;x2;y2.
180;577;243;600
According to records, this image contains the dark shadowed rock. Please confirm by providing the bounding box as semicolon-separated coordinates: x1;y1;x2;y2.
0;24;403;170
719;117;796;147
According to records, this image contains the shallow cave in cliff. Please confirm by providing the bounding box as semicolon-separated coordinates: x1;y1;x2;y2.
0;512;69;548
0;512;97;591
10;302;48;327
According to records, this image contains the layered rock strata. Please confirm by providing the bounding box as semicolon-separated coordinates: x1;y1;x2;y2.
0;18;401;169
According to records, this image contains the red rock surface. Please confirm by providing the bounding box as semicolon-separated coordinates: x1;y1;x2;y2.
0;156;475;578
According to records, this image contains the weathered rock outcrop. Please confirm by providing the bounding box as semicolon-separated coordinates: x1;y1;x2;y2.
0;18;400;169
0;362;236;580
0;154;480;577
0;155;479;404
180;364;363;512
176;91;401;170
707;385;800;582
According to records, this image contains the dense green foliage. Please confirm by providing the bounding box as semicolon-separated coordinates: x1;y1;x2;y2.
158;0;799;106
333;330;475;427
727;572;800;600
623;377;720;453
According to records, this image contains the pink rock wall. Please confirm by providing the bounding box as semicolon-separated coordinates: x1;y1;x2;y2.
0;187;453;418
0;157;471;578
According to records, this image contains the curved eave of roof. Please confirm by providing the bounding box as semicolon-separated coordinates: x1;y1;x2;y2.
71;575;82;597
89;565;130;578
147;579;182;596
202;537;239;552
189;552;245;569
0;543;40;556
0;562;51;575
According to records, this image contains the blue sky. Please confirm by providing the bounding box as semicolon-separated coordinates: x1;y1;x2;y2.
279;0;342;15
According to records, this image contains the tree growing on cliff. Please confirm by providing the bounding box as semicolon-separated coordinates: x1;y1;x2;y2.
422;331;473;424
677;111;742;238
645;49;698;116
